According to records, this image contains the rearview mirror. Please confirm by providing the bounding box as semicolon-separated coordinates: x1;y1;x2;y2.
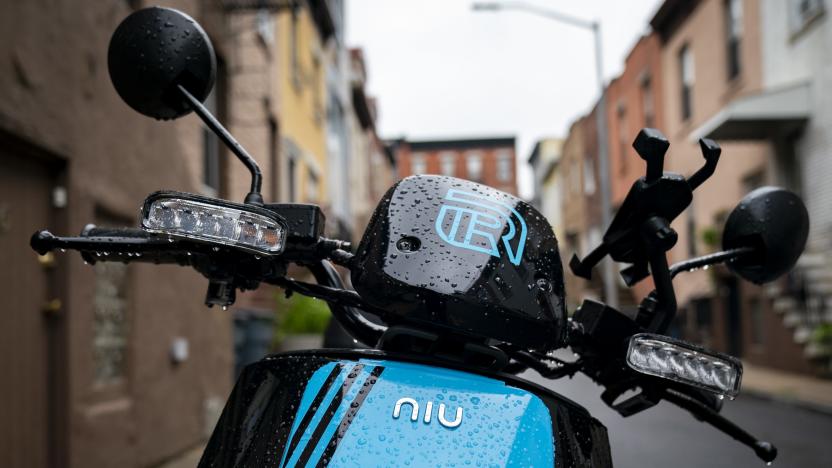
108;7;216;120
721;187;808;284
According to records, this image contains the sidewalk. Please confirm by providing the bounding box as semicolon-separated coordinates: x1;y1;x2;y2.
741;362;832;415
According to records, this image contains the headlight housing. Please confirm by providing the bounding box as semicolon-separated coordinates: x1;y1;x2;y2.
141;191;287;255
626;333;743;398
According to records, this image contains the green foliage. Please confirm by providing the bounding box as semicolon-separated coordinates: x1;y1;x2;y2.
275;292;331;336
701;226;720;248
811;323;832;347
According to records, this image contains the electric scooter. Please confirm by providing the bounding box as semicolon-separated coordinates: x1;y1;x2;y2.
31;7;810;467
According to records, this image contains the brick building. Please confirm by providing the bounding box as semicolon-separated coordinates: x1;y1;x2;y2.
604;32;665;304
392;137;518;196
560;109;604;310
0;0;329;466
650;0;815;374
690;0;832;373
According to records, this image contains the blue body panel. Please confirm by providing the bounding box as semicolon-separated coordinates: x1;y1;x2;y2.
199;351;611;467
281;359;554;467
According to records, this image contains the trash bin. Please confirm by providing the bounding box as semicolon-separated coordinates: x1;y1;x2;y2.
233;308;274;378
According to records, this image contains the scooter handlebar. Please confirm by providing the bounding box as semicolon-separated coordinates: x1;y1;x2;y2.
31;226;200;266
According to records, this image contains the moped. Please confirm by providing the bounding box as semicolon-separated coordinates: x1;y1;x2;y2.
31;7;810;467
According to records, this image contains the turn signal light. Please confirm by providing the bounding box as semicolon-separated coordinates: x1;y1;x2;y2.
141;192;286;255
626;333;742;398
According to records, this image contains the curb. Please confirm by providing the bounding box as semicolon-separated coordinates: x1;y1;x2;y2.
740;388;832;417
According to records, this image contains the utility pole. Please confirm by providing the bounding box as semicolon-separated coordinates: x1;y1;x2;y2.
472;1;618;307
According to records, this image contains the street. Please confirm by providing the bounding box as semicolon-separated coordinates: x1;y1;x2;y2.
523;356;832;468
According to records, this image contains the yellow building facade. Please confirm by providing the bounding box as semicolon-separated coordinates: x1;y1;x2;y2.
276;5;329;205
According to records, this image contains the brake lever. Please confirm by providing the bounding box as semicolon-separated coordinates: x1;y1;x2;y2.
662;388;777;463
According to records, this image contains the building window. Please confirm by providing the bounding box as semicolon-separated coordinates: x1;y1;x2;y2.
93;261;130;385
287;156;297;202
411;152;427;174
269;118;279;202
91;211;131;387
789;0;826;35
743;169;766;192
307;170;319;202
687;202;698;257
202;87;221;196
290;5;301;90
679;44;694;121
692;297;713;346
256;9;274;46
566;232;579;255
496;150;512;182
466;151;483;182
724;0;743;80
640;74;655;128
439;151;456;176
571;160;582;194
617;104;629;174
583;156;596;195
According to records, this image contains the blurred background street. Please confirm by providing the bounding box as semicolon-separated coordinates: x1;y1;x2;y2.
1;0;832;466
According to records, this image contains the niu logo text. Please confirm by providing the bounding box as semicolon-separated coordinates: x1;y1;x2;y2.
392;397;463;428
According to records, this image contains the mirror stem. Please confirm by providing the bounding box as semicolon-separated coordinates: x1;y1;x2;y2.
176;84;264;205
669;247;755;279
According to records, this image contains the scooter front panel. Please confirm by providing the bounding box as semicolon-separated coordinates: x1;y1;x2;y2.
199;350;611;467
278;359;554;467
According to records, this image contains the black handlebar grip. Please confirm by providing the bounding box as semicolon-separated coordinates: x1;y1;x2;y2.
754;441;777;463
30;230;58;255
81;225;149;239
30;226;196;266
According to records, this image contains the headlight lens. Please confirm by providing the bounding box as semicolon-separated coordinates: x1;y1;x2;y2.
141;193;286;255
626;333;742;398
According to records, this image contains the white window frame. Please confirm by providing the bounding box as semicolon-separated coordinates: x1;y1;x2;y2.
466;151;484;182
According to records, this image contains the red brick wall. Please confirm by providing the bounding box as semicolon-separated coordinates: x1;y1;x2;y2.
605;33;665;301
606;33;666;206
395;141;518;196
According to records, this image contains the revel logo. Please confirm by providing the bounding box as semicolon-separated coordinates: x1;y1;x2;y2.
434;189;528;265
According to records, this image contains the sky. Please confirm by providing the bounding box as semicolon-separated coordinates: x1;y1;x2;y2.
346;0;664;199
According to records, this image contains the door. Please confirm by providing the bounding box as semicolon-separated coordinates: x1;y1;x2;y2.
0;150;58;468
723;277;743;357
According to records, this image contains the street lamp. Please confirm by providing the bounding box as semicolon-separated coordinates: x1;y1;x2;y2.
472;1;618;308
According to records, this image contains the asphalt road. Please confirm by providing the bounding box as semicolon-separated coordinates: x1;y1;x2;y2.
522;358;832;468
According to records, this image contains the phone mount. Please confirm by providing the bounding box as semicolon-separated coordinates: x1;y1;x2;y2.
569;128;721;330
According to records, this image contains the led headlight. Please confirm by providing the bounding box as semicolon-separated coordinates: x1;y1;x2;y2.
141;191;287;255
626;333;743;398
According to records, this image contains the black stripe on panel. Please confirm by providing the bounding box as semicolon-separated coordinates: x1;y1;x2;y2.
294;364;366;466
315;366;385;467
280;363;343;468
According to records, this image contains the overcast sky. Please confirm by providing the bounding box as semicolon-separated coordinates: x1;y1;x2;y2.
346;0;663;199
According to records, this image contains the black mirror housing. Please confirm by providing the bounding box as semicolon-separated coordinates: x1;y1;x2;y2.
108;7;216;120
722;187;809;284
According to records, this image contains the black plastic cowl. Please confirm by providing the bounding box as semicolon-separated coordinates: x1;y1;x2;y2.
351;175;567;351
